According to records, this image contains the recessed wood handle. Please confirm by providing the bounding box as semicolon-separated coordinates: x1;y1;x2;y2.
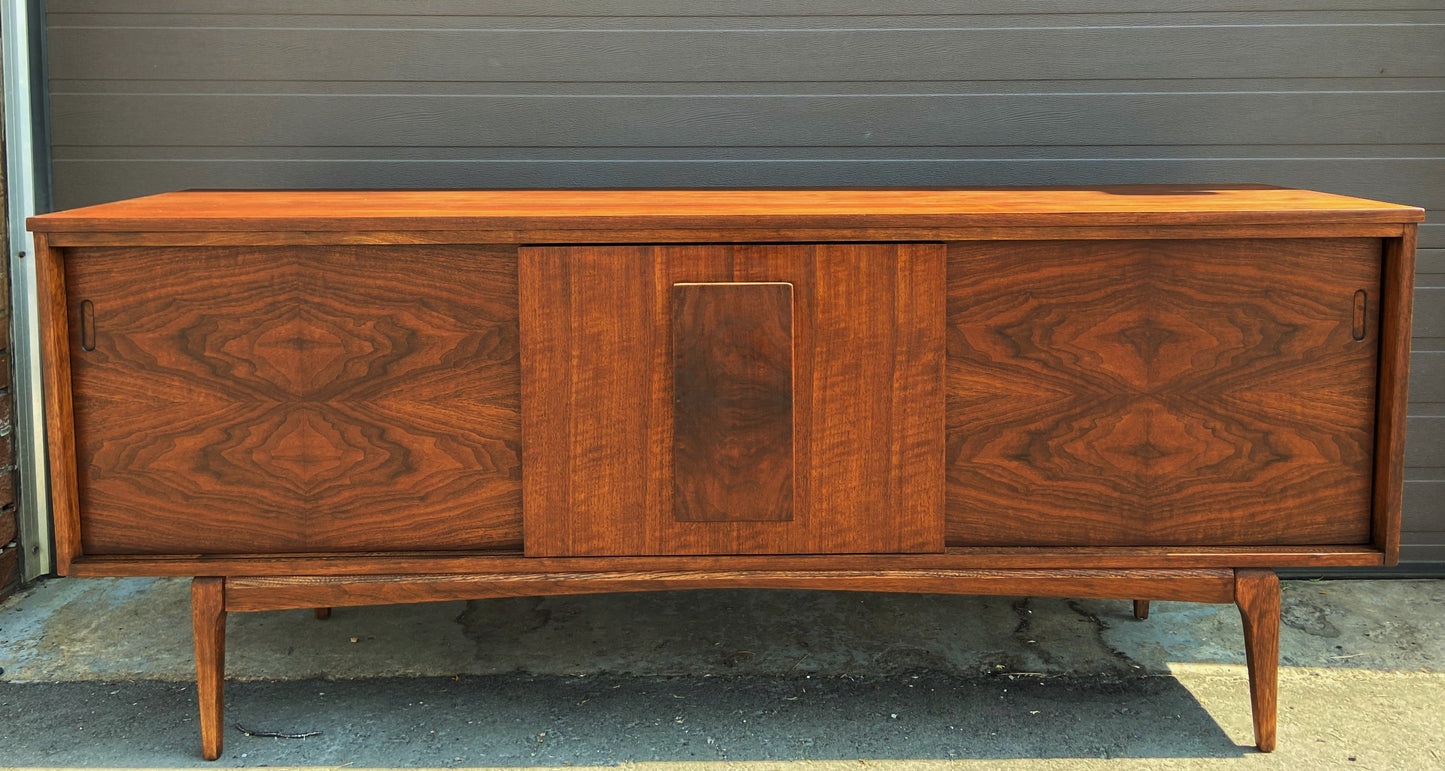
79;299;96;351
1352;289;1367;341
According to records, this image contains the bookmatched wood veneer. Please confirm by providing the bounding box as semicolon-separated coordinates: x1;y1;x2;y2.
63;244;522;555
946;238;1381;546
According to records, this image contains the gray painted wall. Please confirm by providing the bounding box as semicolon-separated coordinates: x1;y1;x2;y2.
43;1;1445;563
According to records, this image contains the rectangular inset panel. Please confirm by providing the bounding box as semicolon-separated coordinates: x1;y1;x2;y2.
946;238;1381;547
672;282;794;523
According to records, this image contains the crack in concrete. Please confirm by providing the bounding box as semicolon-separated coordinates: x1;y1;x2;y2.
1006;596;1057;671
1066;599;1142;674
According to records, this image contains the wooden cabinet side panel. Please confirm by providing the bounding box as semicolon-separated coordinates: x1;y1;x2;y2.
37;235;84;572
67;244;523;554
946;238;1381;546
1372;230;1417;564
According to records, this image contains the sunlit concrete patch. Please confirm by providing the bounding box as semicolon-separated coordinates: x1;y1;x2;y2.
1166;663;1445;767
0;576;190;681
1100;579;1445;673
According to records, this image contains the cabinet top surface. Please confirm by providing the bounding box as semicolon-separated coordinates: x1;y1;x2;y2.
28;185;1424;233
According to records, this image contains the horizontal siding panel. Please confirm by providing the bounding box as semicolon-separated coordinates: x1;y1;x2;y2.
1399;542;1445;563
1421;225;1445;251
47;144;1445;162
47;11;1445;31
1417;248;1445;274
48;158;1445;211
1404;481;1445;532
48;78;1445;97
48;93;1445;148
1408;353;1445;404
1410;287;1445;340
47;1;1445;17
1406;417;1445;469
47;25;1445;82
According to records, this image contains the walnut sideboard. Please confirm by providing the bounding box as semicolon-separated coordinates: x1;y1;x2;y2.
29;186;1423;759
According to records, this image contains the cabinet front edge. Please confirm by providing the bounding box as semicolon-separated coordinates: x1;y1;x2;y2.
40;223;1408;247
65;546;1386;578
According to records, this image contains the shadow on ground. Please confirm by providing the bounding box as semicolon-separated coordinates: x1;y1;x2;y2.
0;672;1241;766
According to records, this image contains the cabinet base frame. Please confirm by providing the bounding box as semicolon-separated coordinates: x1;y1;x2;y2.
190;567;1277;760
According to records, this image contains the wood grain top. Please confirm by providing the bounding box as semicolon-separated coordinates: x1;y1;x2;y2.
28;185;1424;233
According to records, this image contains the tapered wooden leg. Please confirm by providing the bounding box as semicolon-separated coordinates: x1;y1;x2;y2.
314;607;331;620
1235;568;1280;753
192;577;227;761
1133;600;1150;620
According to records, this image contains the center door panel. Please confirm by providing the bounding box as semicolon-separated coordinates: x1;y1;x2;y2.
520;243;946;556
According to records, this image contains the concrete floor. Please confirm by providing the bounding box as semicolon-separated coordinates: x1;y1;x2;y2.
0;576;1442;769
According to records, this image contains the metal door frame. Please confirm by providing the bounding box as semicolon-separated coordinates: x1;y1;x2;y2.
4;0;53;579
